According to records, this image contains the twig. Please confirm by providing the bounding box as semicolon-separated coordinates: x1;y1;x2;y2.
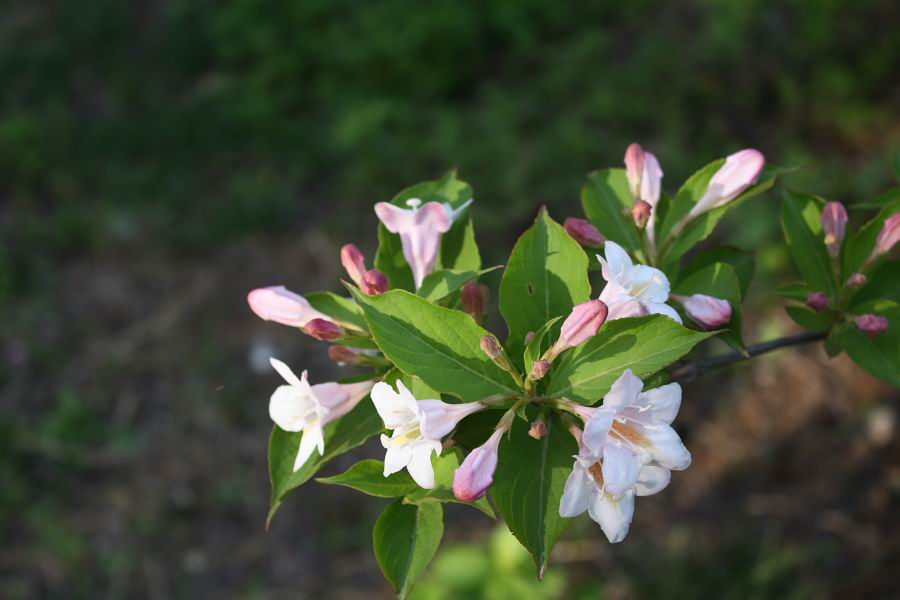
671;330;828;382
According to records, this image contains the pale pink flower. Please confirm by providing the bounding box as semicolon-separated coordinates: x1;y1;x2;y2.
821;202;848;257
597;241;681;323
248;286;333;328
677;294;732;330
374;200;453;289
453;428;503;501
686;149;765;220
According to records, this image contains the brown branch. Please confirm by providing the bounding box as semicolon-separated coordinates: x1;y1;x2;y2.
671;330;828;382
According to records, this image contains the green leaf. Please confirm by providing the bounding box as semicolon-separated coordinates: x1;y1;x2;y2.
546;315;715;404
673;262;745;352
499;208;591;357
843;192;900;276
317;459;418;497
681;247;755;299
375;172;478;292
781;190;836;297
581;169;641;252
772;283;810;300
373;499;444;599
523;316;563;376
417;266;500;303
451;409;504;450
829;309;900;387
403;449;495;518
350;288;519;401
848;260;900;309
268;397;383;527
491;413;577;576
785;306;834;332
306;291;368;332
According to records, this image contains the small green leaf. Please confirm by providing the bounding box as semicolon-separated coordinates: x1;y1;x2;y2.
417;266;500;302
843;192;900;276
317;459;418;497
681;247;755;299
499;208;591;357
350;288;519;401
546;316;715;404
848;260;900;310
522;316;563;376
491;413;577;576
403;449;494;518
373;499;444;599
785;305;834;332
581;169;641;252
781;190;836;297
268;398;382;526
830;309;900;387
306;291;368;332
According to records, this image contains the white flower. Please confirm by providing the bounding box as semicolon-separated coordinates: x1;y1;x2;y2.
371;380;483;488
597;241;682;323
559;369;689;543
269;358;374;472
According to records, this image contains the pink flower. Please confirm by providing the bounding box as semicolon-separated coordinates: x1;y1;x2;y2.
846;273;867;288
374;200;452;289
821;202;848;257
341;244;367;286
623;144;663;244
687;149;765;220
873;213;900;259
806;292;830;313
361;269;389;295
247;286;333;328
453;428;503;501
679;294;732;330
305;318;344;341
855;314;889;337
564;217;605;248
546;300;608;360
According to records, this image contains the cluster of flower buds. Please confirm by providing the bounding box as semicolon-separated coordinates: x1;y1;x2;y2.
341;244;389;295
624;144;662;240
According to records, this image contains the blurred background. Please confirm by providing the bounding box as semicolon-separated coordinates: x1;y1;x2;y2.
2;1;900;598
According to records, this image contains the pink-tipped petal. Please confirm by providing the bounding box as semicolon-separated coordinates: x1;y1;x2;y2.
248;286;331;328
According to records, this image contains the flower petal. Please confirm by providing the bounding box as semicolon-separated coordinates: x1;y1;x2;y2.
603;369;644;412
559;462;594;518
642;424;692;470
374;202;413;234
635;465;671;496
293;424;324;472
269;385;313;432
371;382;418;429
588;488;635;543
601;444;642;499
601;241;634;284
581;408;615;457
626;264;670;304
406;442;439;488
636;383;682;425
383;439;413;476
269;357;305;388
646;301;683;324
419;400;483;440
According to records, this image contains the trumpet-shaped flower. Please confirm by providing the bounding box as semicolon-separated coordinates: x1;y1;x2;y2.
453;428;503;501
374;200;453;289
559;369;689;542
873;213;900;259
597;241;681;323
248;286;333;328
686;149;764;220
268;358;374;472
371;380;484;488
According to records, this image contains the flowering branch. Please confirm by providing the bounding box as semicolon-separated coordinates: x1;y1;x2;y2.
670;330;828;382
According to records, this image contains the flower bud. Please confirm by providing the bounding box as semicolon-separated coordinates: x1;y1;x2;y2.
530;359;550;380
528;419;548;440
305;318;344;341
564;217;604;248
453;429;503;502
687;149;765;220
806;292;830;313
328;345;361;365
523;331;536;346
480;335;503;360
247;286;331;328
681;294;731;330
846;272;867;288
854;314;889;337
624;143;645;198
548;300;609;359
341;244;367;286
361;269;389;295
632;200;652;229
461;282;489;323
873;213;900;259
821;202;848;257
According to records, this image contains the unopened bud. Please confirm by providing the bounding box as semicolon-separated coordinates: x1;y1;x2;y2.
822;201;848;257
806;292;830;313
328;345;361;365
523;331;536;346
855;314;889;337
873;213;900;259
687;149;764;220
632;200;652;229
361;269;389;295
680;294;731;330
453;429;503;502
305;318;344;341
547;300;609;359
247;286;331;328
480;335;503;360
528;419;548;440
341;244;367;286
461;282;489;323
624;143;646;198
564;217;604;248
847;272;867;288
530;359;550;380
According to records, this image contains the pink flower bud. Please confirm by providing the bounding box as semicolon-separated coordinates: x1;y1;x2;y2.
304;318;344;341
247;286;331;328
551;300;609;356
328;345;361;365
632;200;652;229
854;314;889;337
681;294;732;330
461;282;489;323
806;292;830;313
687;149;765;219
530;359;550;380
528;419;548;440
821;202;848;257
624;143;645;198
846;272;867;288
361;269;389;295
523;331;536;346
564;217;604;248
480;335;502;359
873;213;900;258
341;244;367;286
453;429;503;502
